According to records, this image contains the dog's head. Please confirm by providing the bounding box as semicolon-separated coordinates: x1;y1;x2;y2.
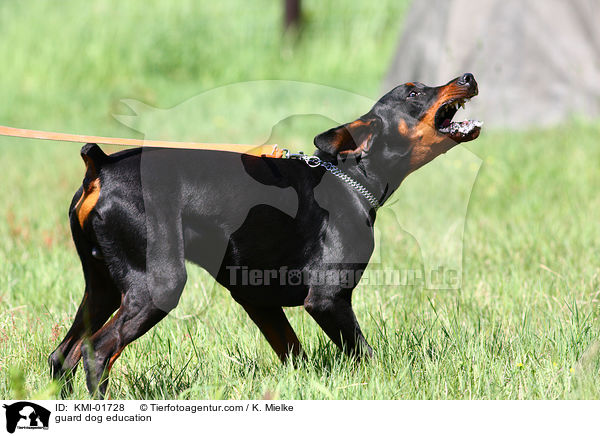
314;73;481;177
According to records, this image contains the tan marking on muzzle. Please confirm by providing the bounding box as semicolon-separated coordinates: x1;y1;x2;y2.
399;82;468;175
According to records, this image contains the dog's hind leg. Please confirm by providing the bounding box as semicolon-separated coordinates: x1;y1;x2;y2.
238;302;304;363
81;204;187;398
80;287;169;398
49;202;121;396
48;262;120;395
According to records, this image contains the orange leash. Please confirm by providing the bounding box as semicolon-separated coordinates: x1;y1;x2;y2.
0;125;286;158
0;124;383;209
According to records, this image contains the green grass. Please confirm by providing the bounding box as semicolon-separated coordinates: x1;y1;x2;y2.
1;1;600;400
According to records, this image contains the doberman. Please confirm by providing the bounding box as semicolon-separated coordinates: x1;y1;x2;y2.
49;73;481;398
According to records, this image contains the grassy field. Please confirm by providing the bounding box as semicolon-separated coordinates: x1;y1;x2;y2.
1;1;600;400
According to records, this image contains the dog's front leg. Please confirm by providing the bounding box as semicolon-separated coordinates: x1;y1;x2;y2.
303;286;372;358
238;302;305;363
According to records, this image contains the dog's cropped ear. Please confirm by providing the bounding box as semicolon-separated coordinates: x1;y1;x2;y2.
314;117;381;158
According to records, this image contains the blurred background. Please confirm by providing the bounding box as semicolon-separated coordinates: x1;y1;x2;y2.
386;0;600;128
0;0;408;135
1;0;600;400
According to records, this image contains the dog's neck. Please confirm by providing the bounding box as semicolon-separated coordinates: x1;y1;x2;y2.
314;148;411;209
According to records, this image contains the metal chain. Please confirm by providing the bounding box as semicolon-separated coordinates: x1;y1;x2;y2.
287;152;380;210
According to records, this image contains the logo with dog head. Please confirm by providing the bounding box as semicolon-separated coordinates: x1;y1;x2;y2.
2;402;50;433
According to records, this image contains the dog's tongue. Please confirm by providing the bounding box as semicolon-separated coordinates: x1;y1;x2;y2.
441;119;451;128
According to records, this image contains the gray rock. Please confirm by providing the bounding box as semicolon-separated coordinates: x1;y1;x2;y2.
383;0;600;128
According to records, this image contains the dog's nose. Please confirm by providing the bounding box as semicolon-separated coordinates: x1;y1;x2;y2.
457;73;478;95
458;73;474;85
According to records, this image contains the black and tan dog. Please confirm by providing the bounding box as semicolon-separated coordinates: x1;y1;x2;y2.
49;73;481;397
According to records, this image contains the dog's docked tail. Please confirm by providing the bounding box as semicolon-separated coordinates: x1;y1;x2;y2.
75;143;108;228
80;143;108;184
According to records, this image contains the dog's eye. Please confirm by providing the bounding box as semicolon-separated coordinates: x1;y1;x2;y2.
407;91;421;99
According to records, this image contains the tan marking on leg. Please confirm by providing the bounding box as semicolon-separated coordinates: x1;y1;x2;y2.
107;347;124;372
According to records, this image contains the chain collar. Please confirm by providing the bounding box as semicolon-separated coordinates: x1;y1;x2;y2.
285;151;381;210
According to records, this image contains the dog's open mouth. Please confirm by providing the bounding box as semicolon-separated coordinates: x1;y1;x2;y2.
434;96;482;142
